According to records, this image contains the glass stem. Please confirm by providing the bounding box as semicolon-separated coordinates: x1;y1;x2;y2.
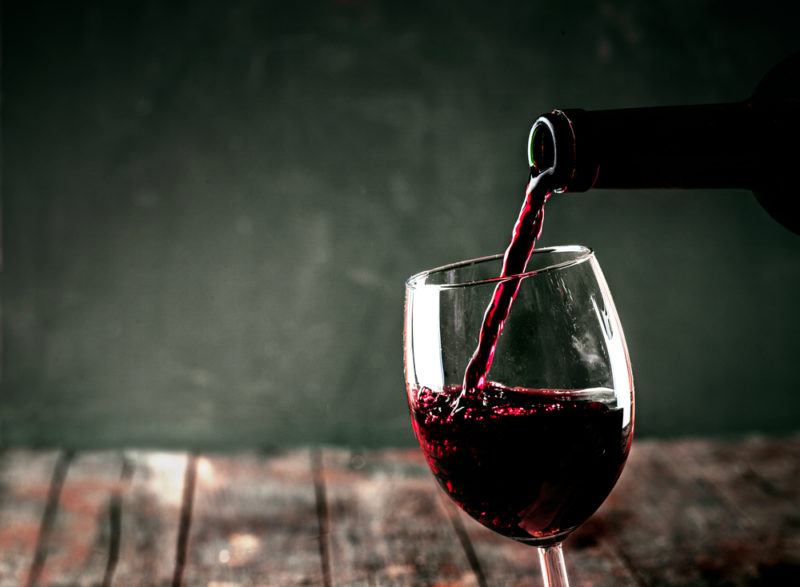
537;543;570;587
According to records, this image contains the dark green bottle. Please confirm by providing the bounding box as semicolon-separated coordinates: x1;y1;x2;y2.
528;53;800;234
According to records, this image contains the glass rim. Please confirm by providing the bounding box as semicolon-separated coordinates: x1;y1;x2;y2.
405;245;595;291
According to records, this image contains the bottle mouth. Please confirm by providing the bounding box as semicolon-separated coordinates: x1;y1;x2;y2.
527;110;579;192
528;117;557;173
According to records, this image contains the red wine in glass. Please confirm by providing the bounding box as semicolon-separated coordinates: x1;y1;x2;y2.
410;382;632;544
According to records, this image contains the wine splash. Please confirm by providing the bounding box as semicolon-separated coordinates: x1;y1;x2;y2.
461;169;556;395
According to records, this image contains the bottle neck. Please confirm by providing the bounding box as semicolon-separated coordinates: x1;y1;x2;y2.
529;101;788;193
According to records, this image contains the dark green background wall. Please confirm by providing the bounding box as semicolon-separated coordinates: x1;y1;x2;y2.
3;0;799;448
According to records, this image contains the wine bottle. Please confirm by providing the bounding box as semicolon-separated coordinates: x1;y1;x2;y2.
528;53;800;234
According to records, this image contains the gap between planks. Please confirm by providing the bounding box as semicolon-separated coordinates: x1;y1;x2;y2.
172;453;198;587
25;451;73;587
311;448;333;587
436;492;489;587
100;455;135;587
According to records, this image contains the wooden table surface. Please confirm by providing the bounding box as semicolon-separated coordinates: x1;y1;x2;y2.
0;436;798;586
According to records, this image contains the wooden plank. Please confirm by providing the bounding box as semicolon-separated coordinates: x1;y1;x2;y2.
734;435;800;583
0;451;61;587
672;436;800;584
594;438;800;586
183;449;323;586
564;514;642;587
30;452;127;586
1;439;797;586
737;434;800;502
321;448;478;586
579;441;716;586
111;451;190;586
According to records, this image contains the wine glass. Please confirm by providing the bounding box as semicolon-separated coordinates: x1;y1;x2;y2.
404;246;634;586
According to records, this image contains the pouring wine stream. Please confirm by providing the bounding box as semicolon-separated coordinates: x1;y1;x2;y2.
456;124;559;408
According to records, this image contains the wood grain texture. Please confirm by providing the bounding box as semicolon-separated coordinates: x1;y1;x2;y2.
0;437;797;586
0;451;60;587
320;448;479;586
672;435;800;584
589;438;800;586
585;441;723;585
111;452;190;586
183;449;323;586
33;452;126;586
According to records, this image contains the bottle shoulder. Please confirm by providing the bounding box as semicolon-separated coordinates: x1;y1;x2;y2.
752;51;800;108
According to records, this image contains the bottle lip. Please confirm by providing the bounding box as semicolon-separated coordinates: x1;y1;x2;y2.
528;116;557;171
528;111;578;191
